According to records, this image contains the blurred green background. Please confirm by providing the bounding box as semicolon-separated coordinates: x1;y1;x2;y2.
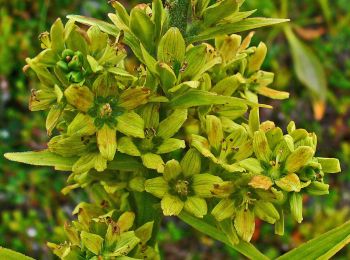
0;0;349;259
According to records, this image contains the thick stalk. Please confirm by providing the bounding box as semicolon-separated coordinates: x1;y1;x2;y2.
166;0;190;36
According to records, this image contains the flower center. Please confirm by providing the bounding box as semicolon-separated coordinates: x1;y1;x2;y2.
100;103;113;117
175;180;189;196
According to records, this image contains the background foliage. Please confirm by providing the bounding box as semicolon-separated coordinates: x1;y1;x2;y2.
0;0;349;259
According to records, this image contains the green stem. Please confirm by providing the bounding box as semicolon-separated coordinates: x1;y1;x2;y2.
166;0;190;36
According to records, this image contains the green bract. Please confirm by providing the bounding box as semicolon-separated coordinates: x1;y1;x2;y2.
4;0;343;259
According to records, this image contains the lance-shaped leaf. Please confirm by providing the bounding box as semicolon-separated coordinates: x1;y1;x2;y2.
4;150;77;171
202;0;238;26
130;7;155;52
187;18;289;43
67;15;119;37
158;27;186;64
277;220;350;260
0;247;35;260
179;212;269;259
284;26;327;101
170;89;253;108
97;125;117;161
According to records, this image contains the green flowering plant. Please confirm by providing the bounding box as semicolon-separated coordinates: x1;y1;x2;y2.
4;0;348;259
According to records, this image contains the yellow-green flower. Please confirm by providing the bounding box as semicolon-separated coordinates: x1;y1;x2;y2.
117;109;188;173
145;149;222;218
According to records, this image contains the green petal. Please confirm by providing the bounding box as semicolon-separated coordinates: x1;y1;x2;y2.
46;105;64;136
290;192;303;223
116;111;145;138
72;153;107;173
248;175;273;190
68;113;96;136
50;18;65;53
97;125;117;161
158;27;186;64
238;158;263;174
191;134;218;163
64;85;94;112
80;231;104;255
156;138;186;154
119;87;151;110
180;148;202;176
275;173;302;192
184;197;207;218
253;130;272;163
145;177;168;198
205;115;224;152
211;199;235;221
161;194;184;216
234;208;255;242
117;136;141;156
317;157;341;173
157;109;188;139
141;153;165;173
107;231;140;257
285;146;315;173
254;201;280;224
163;159;182;181
192;173;223;198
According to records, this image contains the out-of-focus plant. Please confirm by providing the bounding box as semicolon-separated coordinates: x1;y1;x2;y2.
244;0;350;120
2;0;347;259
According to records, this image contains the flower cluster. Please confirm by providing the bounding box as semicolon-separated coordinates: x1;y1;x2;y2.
5;0;341;258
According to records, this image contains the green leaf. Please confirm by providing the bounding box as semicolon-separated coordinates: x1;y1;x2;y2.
0;247;35;260
170;89;254;108
66;15;119;37
284;26;327;101
277;220;350;260
187;18;289;43
4;150;77;171
179;212;269;260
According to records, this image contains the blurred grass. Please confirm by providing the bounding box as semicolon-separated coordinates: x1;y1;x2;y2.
0;0;349;259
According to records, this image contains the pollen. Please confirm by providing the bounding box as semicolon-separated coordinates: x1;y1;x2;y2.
175;180;189;196
100;103;113;117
